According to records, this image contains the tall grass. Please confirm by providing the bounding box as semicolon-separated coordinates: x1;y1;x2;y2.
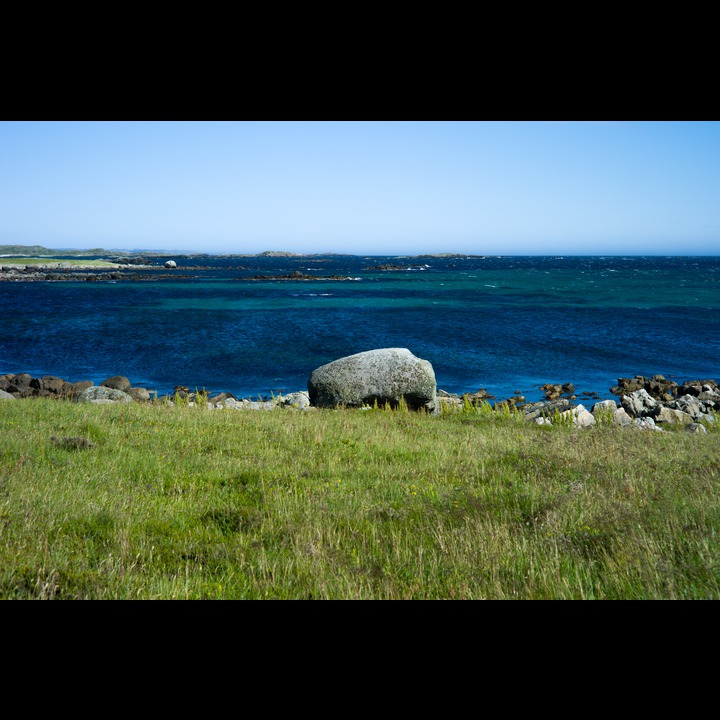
1;398;718;599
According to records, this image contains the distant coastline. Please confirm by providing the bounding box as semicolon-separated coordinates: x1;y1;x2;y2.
0;245;489;260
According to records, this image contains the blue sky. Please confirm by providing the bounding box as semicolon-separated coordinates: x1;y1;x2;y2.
1;120;718;255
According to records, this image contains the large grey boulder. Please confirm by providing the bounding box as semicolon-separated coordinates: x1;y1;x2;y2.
0;389;16;400
307;348;437;411
77;386;133;403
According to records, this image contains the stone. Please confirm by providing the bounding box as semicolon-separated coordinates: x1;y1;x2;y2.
308;348;437;411
279;391;311;409
675;394;705;420
610;376;646;395
207;392;234;405
101;376;132;393
621;388;658;418
65;380;93;399
50;435;95;450
436;395;464;412
463;388;495;403
10;373;32;390
164;260;177;268
633;417;663;431
612;408;634;427
558;404;596;428
77;386;133;403
591;399;618;413
6;383;34;398
655;406;693;425
573;404;596;428
522;398;572;421
646;376;678;398
0;388;16;400
541;383;562;400
128;387;151;402
30;375;65;394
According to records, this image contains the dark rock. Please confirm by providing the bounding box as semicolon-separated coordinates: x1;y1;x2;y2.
646;376;678;398
521;398;573;421
679;380;719;397
364;264;411;271
50;435;95;450
11;373;32;388
437;389;459;398
128;387;151;402
31;388;53;398
44;375;66;394
241;271;356;281
495;396;525;411
101;376;132;393
610;376;646;395
65;380;94;399
463;388;495;404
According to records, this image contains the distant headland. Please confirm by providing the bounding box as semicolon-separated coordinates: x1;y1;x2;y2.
0;245;487;260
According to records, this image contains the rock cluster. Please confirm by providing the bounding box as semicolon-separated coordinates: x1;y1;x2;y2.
0;264;192;282
0;371;314;411
0;373;95;399
238;270;358;281
0;373;158;403
363;264;411;271
2;363;717;435
437;374;719;433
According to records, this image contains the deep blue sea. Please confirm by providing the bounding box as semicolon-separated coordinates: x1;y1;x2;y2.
1;254;719;404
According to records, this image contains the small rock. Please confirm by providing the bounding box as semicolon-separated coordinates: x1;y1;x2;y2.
50;436;95;450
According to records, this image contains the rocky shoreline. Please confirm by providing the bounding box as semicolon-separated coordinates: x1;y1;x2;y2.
0;263;361;283
0;262;196;283
2;370;717;434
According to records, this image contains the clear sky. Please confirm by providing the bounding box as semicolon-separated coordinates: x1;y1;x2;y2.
1;120;718;256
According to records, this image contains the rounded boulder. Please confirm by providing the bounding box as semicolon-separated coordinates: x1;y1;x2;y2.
77;386;133;403
101;376;132;393
308;348;437;411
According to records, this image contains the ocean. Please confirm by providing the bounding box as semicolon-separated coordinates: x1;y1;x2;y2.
1;254;719;404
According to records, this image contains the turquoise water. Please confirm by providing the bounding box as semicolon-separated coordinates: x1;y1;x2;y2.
1;255;718;402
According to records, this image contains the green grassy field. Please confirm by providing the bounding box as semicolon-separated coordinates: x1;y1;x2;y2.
1;397;719;599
